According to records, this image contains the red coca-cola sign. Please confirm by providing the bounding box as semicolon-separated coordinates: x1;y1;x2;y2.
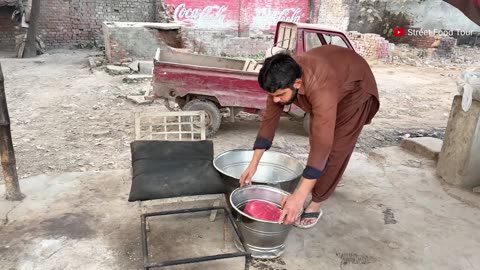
163;0;308;30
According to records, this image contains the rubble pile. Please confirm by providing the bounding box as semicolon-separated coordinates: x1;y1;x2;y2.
391;44;480;69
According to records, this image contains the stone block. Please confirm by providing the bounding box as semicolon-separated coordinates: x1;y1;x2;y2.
105;65;130;75
123;74;152;83
128;60;139;72
138;60;154;75
437;95;480;188
401;137;443;161
126;95;153;105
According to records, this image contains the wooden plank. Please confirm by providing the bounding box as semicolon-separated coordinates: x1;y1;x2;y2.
0;66;7;125
0;63;24;201
140;194;224;206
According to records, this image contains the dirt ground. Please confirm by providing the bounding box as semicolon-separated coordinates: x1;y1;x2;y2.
2;147;480;270
0;47;478;180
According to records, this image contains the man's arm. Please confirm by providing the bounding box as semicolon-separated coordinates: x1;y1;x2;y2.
253;95;284;150
240;95;284;186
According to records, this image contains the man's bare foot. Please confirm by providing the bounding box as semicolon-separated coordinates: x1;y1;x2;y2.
296;201;322;227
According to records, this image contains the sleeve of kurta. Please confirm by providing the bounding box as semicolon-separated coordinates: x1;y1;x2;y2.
253;95;284;150
302;81;338;180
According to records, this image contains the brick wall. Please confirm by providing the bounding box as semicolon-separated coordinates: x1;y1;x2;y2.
3;0;321;56
317;0;349;31
0;7;24;51
183;28;273;57
347;31;392;60
37;0;157;49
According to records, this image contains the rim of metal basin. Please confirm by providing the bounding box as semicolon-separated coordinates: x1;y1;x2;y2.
229;185;291;224
213;149;303;183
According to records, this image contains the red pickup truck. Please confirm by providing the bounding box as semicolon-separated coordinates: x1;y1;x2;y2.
152;21;355;137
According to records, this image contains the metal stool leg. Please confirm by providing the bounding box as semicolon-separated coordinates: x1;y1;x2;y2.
141;206;251;269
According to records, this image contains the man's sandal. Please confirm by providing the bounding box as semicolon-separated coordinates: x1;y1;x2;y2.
294;209;323;229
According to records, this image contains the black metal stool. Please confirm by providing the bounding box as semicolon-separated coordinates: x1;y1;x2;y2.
128;140;251;269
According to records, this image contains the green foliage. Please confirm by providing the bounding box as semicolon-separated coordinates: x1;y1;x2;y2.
381;11;412;39
358;0;425;24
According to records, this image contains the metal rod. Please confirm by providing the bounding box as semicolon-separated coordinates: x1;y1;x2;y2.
142;206;251;269
145;252;250;268
141;215;149;269
226;209;250;256
224;207;251;270
143;206;223;218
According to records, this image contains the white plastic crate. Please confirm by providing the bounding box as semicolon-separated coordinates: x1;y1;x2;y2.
134;111;206;141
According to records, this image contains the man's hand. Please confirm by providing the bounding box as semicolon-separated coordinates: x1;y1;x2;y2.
240;165;257;187
278;192;307;225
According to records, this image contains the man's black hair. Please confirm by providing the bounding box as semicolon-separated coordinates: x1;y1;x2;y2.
258;52;302;93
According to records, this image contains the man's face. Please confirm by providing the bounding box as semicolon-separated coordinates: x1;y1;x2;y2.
270;88;296;105
269;79;302;105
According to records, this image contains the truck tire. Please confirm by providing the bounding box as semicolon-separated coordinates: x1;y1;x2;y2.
303;113;310;135
183;99;221;138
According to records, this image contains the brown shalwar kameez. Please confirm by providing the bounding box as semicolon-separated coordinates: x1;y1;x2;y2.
253;45;380;202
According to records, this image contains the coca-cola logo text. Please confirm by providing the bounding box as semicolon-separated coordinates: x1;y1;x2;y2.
252;7;302;27
174;3;228;22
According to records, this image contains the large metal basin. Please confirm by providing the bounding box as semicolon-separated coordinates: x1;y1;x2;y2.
230;185;295;258
213;149;304;196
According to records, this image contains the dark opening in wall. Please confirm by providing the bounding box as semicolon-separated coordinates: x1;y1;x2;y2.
0;6;24;52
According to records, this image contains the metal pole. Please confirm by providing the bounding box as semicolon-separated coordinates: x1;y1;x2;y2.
0;63;24;201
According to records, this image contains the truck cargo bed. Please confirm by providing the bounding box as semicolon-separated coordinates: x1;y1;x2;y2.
154;49;262;73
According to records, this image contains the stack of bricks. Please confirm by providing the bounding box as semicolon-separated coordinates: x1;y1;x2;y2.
347;31;391;60
317;0;350;31
35;0;158;49
0;7;24;51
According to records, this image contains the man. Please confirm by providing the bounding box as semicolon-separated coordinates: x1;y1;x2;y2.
239;45;380;228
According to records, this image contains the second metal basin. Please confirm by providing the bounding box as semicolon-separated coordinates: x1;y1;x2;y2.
213;149;304;195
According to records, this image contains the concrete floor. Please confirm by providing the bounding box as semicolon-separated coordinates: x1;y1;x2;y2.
1;146;480;270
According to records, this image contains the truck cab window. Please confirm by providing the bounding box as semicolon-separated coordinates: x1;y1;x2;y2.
324;34;348;48
305;32;322;51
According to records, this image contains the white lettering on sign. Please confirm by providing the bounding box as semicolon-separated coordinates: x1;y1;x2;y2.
173;3;231;28
251;7;302;28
